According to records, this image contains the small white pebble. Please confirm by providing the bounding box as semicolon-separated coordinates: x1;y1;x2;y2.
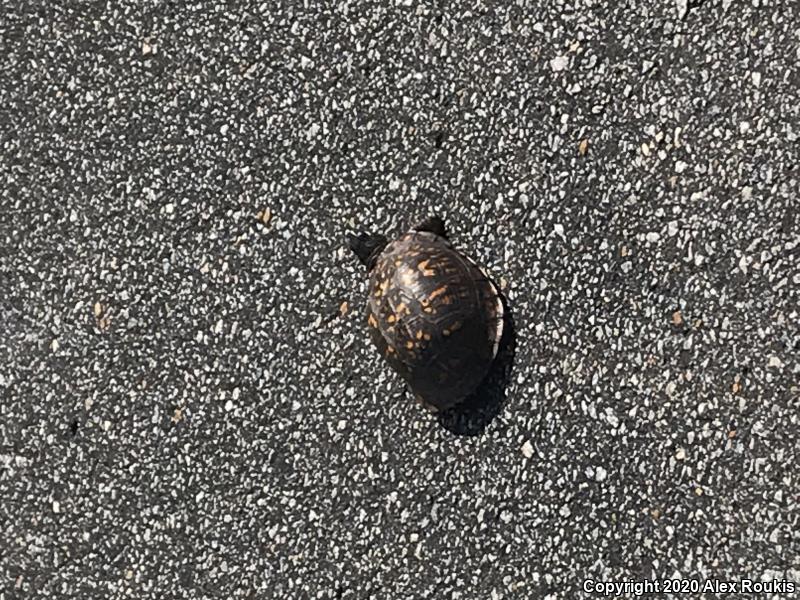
521;440;534;459
550;56;569;72
768;356;784;369
739;255;749;274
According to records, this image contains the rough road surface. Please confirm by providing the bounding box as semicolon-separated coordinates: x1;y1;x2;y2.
1;1;799;598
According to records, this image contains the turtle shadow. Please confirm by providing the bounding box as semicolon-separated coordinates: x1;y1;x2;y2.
436;294;516;436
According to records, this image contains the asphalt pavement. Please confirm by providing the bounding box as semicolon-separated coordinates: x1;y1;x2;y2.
1;1;799;598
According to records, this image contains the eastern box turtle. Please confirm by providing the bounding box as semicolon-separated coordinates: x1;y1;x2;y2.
348;216;504;411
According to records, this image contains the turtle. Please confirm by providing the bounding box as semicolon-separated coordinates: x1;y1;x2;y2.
347;216;504;411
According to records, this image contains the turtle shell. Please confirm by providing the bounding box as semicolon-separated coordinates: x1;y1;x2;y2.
365;230;503;411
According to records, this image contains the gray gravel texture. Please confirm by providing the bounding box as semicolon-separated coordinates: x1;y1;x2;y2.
2;0;799;598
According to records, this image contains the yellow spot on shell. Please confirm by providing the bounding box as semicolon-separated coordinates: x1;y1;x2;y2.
400;269;416;287
417;259;435;277
387;314;396;323
443;321;461;335
428;286;448;300
367;314;378;328
406;341;414;349
416;330;423;339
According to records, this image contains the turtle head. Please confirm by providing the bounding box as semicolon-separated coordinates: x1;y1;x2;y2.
347;231;388;271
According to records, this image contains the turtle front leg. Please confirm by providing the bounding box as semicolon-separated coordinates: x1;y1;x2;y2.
412;216;447;239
